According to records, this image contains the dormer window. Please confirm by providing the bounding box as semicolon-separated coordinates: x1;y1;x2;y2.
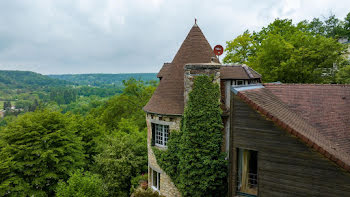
151;123;169;147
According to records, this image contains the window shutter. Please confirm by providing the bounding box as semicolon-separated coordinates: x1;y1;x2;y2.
151;123;155;146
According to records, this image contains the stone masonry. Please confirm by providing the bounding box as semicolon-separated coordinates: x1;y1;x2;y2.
184;63;221;105
147;63;222;197
146;113;182;197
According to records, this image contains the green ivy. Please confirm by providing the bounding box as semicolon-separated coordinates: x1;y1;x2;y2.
153;75;227;197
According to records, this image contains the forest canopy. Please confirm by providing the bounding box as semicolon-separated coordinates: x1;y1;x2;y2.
224;13;350;83
0;78;156;197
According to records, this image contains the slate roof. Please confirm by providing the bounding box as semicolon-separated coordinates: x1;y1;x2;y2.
233;84;350;172
143;24;218;115
144;23;262;115
220;65;261;80
156;63;171;79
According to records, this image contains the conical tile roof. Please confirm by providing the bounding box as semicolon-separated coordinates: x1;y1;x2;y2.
144;24;217;115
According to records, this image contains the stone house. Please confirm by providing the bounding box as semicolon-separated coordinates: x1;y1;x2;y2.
143;23;261;196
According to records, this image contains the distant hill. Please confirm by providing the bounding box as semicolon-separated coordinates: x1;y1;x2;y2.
47;73;158;86
0;70;70;89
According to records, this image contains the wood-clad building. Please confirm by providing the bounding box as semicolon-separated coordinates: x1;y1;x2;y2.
229;84;350;197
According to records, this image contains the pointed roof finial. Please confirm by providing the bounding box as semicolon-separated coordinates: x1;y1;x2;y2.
195;18;197;24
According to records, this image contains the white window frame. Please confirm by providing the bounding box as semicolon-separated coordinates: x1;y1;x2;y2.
236;80;244;85
154;124;169;147
151;168;160;191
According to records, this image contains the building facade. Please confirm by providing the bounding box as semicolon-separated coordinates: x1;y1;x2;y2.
143;23;261;196
229;84;350;196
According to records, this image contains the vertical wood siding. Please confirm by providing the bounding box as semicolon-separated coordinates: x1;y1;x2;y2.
230;94;350;197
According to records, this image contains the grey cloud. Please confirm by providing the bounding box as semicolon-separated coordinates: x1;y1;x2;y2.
0;0;349;74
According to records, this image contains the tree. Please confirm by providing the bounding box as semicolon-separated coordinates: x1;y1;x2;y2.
3;101;11;110
336;64;350;84
223;30;256;64
307;18;326;36
0;110;85;196
344;12;350;39
71;114;106;169
324;14;345;38
93;124;147;197
98;78;156;131
225;18;347;83
56;169;108;197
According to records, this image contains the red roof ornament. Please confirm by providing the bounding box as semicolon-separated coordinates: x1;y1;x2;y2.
213;45;223;56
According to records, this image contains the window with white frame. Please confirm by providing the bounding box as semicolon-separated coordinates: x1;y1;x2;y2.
152;123;169;147
237;80;244;85
151;168;160;191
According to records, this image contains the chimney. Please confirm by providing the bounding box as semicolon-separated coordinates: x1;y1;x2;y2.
184;63;221;105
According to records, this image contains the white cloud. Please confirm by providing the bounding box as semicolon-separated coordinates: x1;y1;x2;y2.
0;0;349;74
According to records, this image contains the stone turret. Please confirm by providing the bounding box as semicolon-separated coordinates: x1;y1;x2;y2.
184;63;221;105
143;22;261;197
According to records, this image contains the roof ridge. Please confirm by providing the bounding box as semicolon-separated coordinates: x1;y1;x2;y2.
242;65;255;78
171;24;216;65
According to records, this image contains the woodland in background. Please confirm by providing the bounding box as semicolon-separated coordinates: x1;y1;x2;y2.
0;71;157;125
224;13;350;83
0;77;157;197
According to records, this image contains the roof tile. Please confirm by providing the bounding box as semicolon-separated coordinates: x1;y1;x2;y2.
236;84;350;171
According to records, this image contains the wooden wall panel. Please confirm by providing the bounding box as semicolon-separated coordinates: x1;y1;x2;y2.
230;94;350;197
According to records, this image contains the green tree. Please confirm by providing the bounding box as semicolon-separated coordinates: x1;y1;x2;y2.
225;18;347;83
3;101;11;110
72;114;106;169
336;64;350;83
223;30;256;64
98;78;156;131
324;14;345;38
0;110;85;196
307;18;326;36
344;12;350;39
93;124;147;197
56;169;108;197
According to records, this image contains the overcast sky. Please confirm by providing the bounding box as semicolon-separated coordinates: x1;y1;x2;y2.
0;0;349;74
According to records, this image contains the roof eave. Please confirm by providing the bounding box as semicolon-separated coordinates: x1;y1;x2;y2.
233;89;350;172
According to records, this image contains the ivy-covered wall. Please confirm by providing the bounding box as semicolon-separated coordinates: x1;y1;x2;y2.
153;75;227;197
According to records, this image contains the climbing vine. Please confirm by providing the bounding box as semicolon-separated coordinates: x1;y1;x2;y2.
153;75;227;197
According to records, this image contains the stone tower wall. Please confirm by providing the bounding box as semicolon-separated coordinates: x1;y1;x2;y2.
146;113;182;197
147;63;222;197
184;63;221;105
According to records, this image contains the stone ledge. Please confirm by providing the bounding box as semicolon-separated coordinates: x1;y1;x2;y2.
185;63;221;70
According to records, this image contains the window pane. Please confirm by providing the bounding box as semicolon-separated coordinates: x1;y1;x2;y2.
155;124;163;145
157;172;160;190
164;125;169;146
153;170;157;188
237;148;258;196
